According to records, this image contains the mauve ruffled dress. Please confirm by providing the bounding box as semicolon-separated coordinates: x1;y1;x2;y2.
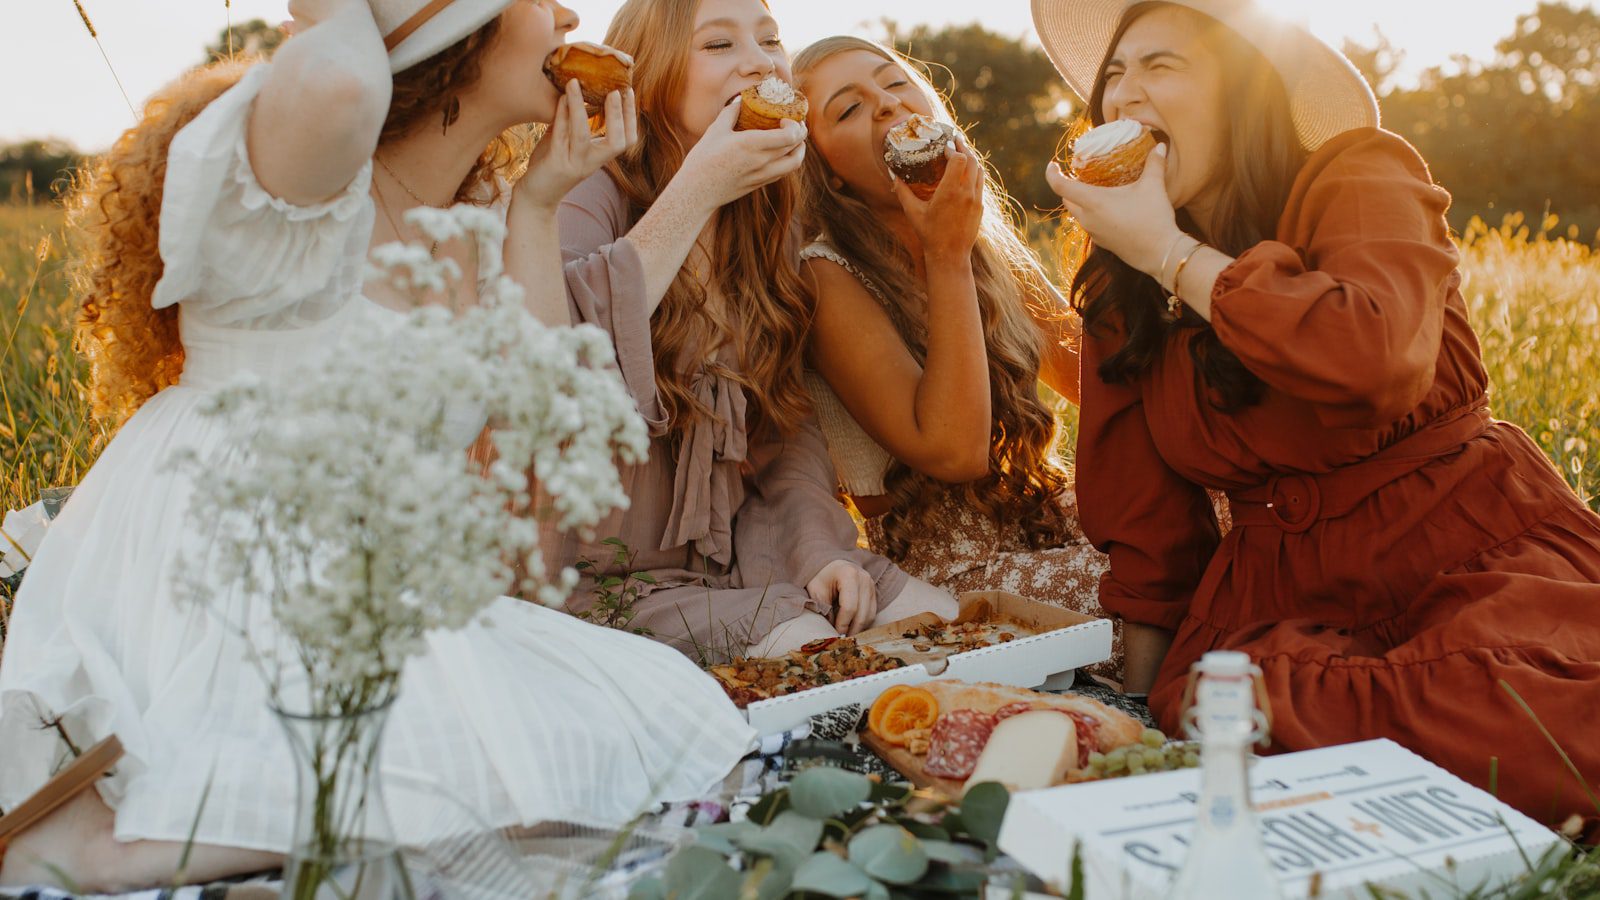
556;172;909;662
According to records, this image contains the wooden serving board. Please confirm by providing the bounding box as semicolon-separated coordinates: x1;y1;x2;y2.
859;728;965;799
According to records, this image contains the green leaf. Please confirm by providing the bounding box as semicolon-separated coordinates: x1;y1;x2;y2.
869;779;915;805
635;572;658;584
746;853;797;900
919;839;983;866
695;820;756;855
848;825;929;885
602;536;628;547
747;788;791;825
790;851;874;898
765;810;825;858
626;875;666;900
789;767;872;820
905;867;990;894
663;845;742;900
958;782;1011;850
894;818;949;842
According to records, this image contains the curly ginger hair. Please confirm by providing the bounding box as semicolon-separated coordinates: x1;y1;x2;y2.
74;20;523;426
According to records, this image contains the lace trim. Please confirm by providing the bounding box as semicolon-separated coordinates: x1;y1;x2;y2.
231;129;374;224
800;241;891;307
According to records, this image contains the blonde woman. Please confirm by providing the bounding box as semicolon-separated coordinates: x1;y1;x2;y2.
791;37;1120;678
0;0;759;890
557;0;957;661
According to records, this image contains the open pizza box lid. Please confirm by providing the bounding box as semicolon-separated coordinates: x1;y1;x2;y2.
741;591;1113;735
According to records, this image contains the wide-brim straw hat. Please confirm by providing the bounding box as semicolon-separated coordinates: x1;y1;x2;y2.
372;0;514;73
1031;0;1379;150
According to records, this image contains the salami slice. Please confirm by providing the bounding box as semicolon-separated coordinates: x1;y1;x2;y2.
924;709;998;780
994;702;1035;721
1064;711;1100;769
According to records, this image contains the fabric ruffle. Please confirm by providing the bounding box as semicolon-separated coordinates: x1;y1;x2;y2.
151;63;375;330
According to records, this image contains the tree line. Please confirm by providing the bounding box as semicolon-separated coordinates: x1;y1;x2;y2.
4;4;1596;241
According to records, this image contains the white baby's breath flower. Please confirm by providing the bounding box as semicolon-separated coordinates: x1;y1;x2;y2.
175;204;645;716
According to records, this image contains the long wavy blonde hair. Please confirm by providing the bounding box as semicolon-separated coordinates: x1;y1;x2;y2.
74;21;524;426
602;0;813;441
794;36;1073;557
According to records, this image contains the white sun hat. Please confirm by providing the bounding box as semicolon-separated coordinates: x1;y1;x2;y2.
1030;0;1379;150
373;0;515;73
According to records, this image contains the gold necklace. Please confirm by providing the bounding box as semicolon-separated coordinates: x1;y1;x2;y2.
373;155;442;258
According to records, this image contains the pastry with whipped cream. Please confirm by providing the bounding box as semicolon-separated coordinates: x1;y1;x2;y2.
883;114;958;200
543;42;634;113
1068;119;1158;186
736;75;809;131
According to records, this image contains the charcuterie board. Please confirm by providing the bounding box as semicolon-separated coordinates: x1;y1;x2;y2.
859;728;965;798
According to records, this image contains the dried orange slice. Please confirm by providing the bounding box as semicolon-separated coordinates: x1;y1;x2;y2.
868;685;912;736
877;688;940;746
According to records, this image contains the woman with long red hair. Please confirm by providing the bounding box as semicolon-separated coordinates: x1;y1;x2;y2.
558;0;957;660
0;0;759;890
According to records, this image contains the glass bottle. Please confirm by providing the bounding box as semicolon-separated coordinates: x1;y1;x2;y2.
1169;650;1283;899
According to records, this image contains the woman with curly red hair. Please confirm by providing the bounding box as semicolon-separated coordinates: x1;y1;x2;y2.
0;0;760;890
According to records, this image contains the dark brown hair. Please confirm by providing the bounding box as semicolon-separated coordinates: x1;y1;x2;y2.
381;17;528;204
1070;1;1307;411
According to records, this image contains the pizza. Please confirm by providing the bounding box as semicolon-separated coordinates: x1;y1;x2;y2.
710;637;910;708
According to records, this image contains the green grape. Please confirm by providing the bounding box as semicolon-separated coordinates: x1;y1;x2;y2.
1127;758;1147;774
1183;751;1200;767
1087;751;1106;767
1104;753;1128;774
1141;728;1165;748
1143;747;1165;768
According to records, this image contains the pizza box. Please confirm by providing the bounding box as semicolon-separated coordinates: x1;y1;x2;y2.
998;738;1563;899
741;591;1112;735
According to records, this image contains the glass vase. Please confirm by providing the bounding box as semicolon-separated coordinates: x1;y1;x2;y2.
272;697;414;900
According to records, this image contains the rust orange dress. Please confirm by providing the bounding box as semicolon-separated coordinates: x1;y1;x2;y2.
1077;127;1600;822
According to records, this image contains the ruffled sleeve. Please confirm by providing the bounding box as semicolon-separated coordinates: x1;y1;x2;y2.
1209;128;1460;429
150;64;375;329
558;171;667;434
1077;323;1220;631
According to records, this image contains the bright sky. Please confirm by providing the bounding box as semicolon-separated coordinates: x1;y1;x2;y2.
3;0;1593;150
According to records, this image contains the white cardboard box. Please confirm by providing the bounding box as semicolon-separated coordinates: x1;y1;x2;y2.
999;739;1562;899
741;591;1112;735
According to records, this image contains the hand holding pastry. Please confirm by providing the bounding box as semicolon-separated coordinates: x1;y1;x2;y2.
515;78;637;210
677;98;807;212
895;138;984;265
1046;139;1182;279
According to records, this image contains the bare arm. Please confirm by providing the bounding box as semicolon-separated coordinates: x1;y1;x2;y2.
806;256;991;483
248;0;391;206
507;82;636;325
627;101;808;312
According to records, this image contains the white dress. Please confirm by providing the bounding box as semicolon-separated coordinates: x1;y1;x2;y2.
0;65;755;853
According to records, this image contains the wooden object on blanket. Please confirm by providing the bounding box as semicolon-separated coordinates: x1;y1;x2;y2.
0;735;124;851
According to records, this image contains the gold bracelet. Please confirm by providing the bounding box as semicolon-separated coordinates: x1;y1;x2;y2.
1166;242;1206;318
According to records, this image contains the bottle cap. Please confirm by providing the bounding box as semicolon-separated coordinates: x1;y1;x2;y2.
1197;650;1253;678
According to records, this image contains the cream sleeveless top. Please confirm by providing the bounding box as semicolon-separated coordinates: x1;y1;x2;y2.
801;240;896;497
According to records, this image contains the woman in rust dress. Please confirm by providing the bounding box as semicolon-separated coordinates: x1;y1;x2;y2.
1036;0;1600;821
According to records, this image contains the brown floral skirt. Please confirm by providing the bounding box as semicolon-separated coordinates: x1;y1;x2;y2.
863;490;1122;683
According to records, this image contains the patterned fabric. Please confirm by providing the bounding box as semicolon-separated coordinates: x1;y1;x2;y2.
866;487;1120;682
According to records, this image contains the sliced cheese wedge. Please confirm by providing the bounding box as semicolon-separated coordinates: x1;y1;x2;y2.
961;709;1077;795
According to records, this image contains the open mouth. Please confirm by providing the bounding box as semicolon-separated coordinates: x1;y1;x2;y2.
1150;128;1171;148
